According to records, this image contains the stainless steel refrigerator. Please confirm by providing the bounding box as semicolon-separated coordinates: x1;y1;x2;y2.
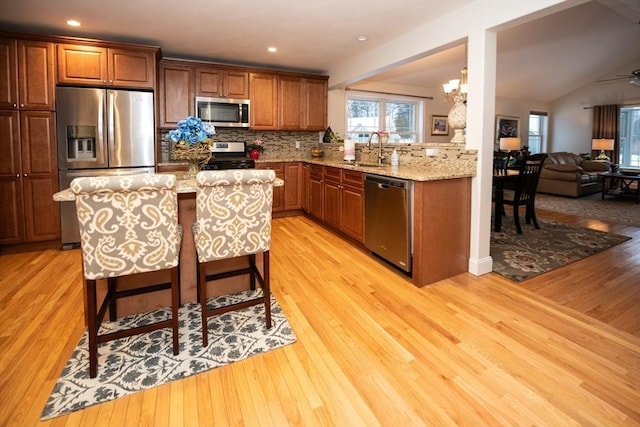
57;87;156;248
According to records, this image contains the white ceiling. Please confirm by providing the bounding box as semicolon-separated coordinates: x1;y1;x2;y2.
1;0;638;103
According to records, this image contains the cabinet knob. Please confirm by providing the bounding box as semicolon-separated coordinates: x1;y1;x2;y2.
109;80;113;84
13;103;17;109
23;173;28;177
16;174;19;178
20;104;25;108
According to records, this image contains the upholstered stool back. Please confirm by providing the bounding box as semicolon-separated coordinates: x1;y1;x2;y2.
71;174;182;279
194;169;275;262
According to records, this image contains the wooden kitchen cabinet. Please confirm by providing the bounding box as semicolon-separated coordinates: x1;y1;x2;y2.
158;61;195;128
249;72;278;130
308;165;364;242
301;163;310;212
284;162;302;211
278;75;327;131
256;162;285;212
0;110;59;244
0;38;55;111
196;65;249;98
57;44;156;89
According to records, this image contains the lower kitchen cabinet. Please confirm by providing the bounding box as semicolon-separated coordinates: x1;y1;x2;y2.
308;165;364;243
0;110;59;244
283;162;302;211
256;162;284;212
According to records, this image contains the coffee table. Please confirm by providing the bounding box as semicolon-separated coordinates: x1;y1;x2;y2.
600;172;640;204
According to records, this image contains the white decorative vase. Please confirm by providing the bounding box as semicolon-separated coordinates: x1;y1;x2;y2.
447;94;467;144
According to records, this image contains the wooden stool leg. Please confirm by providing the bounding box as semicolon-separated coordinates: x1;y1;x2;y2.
263;251;272;329
86;279;98;378
171;266;179;355
199;262;209;347
108;278;117;321
249;254;256;291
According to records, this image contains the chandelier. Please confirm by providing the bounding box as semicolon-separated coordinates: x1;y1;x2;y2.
442;66;467;102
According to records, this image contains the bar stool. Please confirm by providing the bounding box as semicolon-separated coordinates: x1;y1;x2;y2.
70;174;183;378
193;169;275;346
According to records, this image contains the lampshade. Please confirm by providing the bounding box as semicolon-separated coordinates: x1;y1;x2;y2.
591;138;614;151
499;137;521;151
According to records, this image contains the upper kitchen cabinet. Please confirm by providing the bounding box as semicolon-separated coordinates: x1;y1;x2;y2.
195;66;249;99
158;60;195;128
278;75;328;131
250;72;278;130
0;38;55;111
57;44;157;89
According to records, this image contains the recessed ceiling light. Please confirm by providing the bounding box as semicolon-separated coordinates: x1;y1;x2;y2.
267;47;277;53
357;35;369;42
66;19;81;27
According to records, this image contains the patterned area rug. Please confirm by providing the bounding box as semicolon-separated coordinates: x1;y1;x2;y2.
491;218;631;282
536;193;640;227
41;291;296;420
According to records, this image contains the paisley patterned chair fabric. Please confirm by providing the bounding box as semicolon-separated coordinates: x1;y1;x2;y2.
193;169;275;346
70;173;182;378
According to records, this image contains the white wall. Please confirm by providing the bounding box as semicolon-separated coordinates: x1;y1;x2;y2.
550;60;640;154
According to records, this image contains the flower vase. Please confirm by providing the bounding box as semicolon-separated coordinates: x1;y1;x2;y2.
184;158;201;180
447;94;467;144
249;149;260;160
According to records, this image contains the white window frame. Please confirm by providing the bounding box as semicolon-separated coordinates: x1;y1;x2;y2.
345;91;423;143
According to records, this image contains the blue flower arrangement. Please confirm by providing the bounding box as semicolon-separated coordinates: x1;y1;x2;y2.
169;116;215;147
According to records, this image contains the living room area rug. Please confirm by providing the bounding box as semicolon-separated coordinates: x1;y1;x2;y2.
535;193;640;227
41;290;296;421
491;217;631;282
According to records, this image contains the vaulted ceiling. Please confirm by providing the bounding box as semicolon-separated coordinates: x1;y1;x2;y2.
1;0;638;103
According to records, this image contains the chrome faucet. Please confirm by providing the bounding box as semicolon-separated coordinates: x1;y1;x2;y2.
367;132;385;165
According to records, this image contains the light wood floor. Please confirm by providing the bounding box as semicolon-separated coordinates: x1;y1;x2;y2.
0;210;638;426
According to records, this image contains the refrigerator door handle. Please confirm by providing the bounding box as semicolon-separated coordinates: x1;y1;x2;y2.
107;90;116;163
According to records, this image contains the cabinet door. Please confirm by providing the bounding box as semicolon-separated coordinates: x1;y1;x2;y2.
250;73;278;130
301;163;310;213
196;66;223;97
17;40;55;110
108;48;155;89
20;111;59;241
0;38;18;110
323;179;341;230
225;70;249;98
284;162;301;210
309;177;323;219
341;185;364;242
303;77;327;130
257;162;284;212
0;110;23;244
278;75;302;130
57;44;108;86
158;62;195;127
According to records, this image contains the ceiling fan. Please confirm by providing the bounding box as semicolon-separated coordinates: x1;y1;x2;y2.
597;69;640;85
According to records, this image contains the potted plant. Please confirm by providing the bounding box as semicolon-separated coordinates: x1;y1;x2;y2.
247;139;264;159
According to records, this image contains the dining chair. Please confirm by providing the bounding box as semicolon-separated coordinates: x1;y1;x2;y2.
496;153;548;234
193;169;276;346
70;174;183;378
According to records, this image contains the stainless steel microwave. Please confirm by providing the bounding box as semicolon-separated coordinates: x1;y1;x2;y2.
195;96;250;128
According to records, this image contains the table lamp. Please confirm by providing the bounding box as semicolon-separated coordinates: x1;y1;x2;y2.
591;138;614;161
499;137;521;152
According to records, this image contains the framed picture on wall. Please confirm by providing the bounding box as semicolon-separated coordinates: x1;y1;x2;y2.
431;115;449;135
495;115;520;142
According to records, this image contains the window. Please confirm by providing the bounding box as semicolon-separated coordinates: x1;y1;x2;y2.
619;106;640;168
346;93;422;143
528;111;548;154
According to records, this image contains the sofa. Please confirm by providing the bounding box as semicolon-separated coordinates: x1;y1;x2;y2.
536;152;610;197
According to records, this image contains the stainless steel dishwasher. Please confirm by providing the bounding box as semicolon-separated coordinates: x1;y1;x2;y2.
364;174;412;273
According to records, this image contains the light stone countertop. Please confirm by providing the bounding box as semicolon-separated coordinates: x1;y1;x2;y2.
255;157;477;182
53;176;284;202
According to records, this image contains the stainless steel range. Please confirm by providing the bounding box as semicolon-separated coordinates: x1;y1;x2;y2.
203;141;255;170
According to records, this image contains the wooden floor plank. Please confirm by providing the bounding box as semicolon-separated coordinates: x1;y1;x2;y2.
0;211;638;426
